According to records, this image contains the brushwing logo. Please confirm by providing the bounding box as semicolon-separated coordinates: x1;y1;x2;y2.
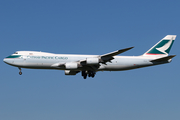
146;39;174;55
156;40;173;55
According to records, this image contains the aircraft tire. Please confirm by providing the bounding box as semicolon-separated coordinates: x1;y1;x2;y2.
19;72;22;75
83;74;87;79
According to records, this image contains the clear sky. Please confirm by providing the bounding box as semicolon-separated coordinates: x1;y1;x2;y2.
0;0;180;120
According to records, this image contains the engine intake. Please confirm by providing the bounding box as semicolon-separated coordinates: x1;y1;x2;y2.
86;58;99;64
65;62;78;69
65;70;78;75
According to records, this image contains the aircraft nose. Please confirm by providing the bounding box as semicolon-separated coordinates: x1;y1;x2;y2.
3;58;13;64
3;58;8;64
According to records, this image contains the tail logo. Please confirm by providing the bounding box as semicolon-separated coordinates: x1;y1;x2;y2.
146;39;174;55
144;35;176;56
156;39;173;55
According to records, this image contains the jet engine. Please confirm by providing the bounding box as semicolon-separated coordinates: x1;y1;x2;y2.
65;62;78;69
65;70;78;75
86;58;99;64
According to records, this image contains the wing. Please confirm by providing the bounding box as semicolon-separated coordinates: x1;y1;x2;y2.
51;47;134;71
79;47;134;65
100;47;134;63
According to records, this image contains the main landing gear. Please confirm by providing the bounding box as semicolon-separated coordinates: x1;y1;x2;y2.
18;67;22;75
82;71;96;79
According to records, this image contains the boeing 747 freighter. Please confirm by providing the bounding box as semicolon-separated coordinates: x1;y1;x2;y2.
3;35;176;79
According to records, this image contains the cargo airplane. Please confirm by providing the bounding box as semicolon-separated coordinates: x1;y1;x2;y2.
3;35;176;79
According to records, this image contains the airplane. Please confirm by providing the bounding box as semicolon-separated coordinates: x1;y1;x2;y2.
3;35;176;79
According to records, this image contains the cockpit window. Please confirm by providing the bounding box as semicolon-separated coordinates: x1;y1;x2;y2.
14;52;18;54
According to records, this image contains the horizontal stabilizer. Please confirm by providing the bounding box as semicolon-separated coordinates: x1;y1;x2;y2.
150;55;176;62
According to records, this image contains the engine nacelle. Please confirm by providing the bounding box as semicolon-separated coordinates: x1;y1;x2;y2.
65;70;77;75
65;62;78;69
86;57;99;64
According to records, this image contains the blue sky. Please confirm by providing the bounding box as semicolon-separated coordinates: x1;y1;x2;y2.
0;0;180;120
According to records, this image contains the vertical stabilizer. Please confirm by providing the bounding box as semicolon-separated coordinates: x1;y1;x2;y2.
143;35;176;56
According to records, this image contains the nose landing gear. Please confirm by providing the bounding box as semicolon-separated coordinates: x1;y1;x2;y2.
18;67;22;75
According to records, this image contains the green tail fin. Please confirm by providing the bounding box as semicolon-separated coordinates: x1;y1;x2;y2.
143;35;176;56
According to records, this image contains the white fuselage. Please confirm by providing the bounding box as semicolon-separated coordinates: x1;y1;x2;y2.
3;51;169;71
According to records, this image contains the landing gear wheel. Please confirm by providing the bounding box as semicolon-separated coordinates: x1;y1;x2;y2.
82;71;87;79
88;73;91;77
82;71;96;79
87;71;96;78
19;71;22;75
83;74;87;79
18;67;22;75
92;73;95;78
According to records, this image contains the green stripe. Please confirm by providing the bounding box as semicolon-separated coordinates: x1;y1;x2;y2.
6;55;21;58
